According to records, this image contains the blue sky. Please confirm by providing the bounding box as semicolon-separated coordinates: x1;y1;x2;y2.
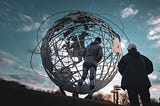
0;0;160;99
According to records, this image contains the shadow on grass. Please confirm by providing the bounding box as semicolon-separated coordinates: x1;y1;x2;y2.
0;79;124;106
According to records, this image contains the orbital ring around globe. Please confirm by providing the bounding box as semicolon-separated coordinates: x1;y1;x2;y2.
30;10;129;94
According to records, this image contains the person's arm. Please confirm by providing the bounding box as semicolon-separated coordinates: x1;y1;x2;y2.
142;55;154;74
97;46;103;62
117;57;125;75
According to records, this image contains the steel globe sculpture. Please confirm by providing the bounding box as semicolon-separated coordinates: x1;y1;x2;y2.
39;11;122;94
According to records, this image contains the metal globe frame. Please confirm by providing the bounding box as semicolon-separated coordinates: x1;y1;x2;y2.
40;11;122;94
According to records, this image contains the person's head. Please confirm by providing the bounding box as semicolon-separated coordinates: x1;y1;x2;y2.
127;44;137;52
95;37;101;44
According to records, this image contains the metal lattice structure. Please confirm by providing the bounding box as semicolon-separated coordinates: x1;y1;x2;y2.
40;11;122;94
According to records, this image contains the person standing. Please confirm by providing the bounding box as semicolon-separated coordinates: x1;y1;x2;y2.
118;44;153;106
77;37;103;98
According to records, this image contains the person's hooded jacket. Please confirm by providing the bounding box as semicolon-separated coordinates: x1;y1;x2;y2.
83;41;103;66
118;48;153;89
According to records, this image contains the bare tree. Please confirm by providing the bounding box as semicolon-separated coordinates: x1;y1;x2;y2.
93;93;106;101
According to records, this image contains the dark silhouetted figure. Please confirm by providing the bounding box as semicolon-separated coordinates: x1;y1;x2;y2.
77;37;103;99
118;44;153;106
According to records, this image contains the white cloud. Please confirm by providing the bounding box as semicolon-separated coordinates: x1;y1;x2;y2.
0;50;24;70
121;4;139;18
30;68;48;77
147;16;160;47
1;57;15;65
151;84;160;91
41;14;50;21
18;22;40;32
17;14;40;32
149;74;157;80
19;14;32;22
119;39;129;54
147;34;160;41
14;66;29;72
0;50;21;63
148;25;160;36
150;83;160;99
121;39;127;49
148;17;160;25
150;37;160;47
149;74;160;85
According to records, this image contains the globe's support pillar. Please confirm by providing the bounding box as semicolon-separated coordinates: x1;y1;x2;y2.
59;86;66;96
72;91;79;98
60;86;79;97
